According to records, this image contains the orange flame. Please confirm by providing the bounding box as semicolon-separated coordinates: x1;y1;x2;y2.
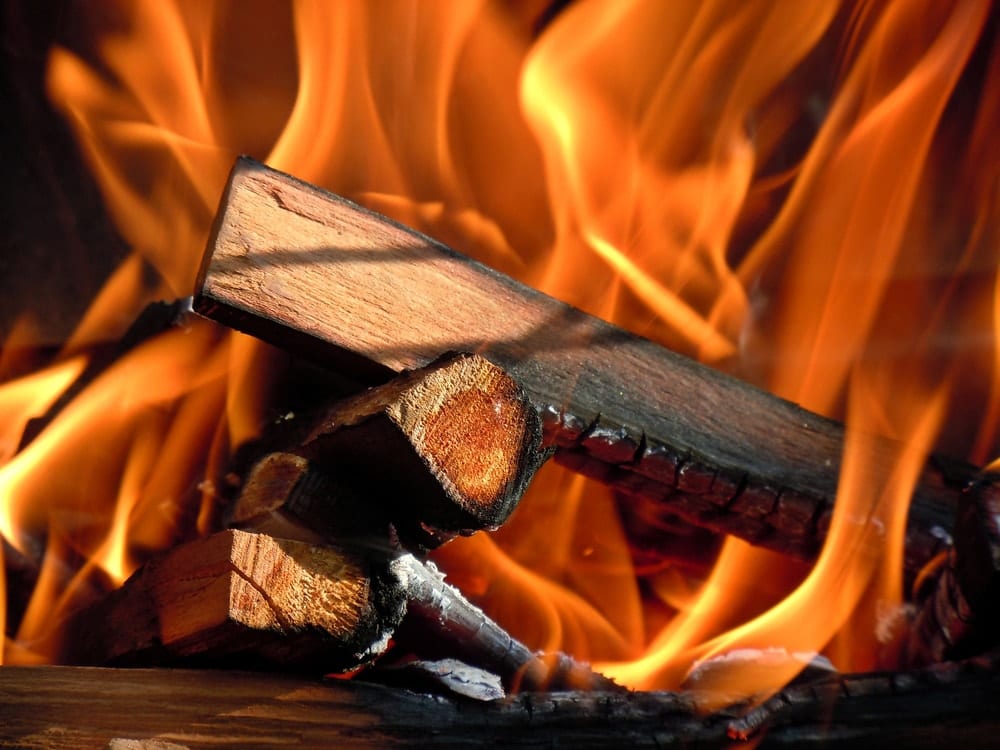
0;0;995;706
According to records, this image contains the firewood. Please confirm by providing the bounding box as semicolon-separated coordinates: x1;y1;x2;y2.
231;352;545;547
59;529;406;672
3;659;1000;748
904;477;1000;666
193;157;970;578
391;552;619;692
61;526;611;691
223;353;609;690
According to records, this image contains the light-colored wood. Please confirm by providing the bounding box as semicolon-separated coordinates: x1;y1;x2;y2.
194;158;969;576
61;530;405;671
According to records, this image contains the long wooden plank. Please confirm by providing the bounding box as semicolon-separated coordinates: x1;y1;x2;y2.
193;157;970;572
1;661;1000;748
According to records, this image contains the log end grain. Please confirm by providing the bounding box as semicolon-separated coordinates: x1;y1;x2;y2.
302;353;546;541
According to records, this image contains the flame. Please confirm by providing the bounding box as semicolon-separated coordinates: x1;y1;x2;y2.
0;0;995;707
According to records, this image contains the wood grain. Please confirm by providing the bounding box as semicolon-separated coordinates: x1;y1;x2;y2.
232;353;544;547
59;529;405;672
2;659;1000;748
194;158;971;574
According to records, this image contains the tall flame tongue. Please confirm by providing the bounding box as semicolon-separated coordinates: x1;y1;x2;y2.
0;0;995;705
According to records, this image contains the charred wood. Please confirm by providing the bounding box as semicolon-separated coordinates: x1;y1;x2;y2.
393;552;617;692
2;657;1000;748
193;157;970;579
905;476;1000;666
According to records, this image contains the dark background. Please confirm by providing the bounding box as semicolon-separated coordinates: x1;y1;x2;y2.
0;2;129;368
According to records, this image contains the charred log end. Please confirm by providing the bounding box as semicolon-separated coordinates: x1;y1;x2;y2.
905;477;1000;666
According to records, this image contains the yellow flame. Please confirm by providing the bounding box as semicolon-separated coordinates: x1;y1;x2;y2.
0;357;87;467
603;370;948;702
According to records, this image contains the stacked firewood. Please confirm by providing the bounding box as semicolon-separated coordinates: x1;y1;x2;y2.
190;159;1000;673
48;159;1000;726
61;352;619;693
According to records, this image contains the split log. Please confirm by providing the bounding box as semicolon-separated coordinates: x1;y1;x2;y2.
231;352;545;548
61;527;610;691
58;529;406;672
193;157;968;576
2;659;1000;748
224;353;606;690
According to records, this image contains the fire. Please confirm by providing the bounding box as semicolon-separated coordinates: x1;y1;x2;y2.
0;0;996;708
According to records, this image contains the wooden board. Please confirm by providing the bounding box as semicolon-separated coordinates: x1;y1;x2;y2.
1;661;999;748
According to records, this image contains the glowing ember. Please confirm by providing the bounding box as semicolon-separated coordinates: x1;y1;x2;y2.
0;0;996;710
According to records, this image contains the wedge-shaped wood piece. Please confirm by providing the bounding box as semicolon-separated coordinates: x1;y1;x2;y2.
231;352;545;546
61;529;405;671
195;157;971;574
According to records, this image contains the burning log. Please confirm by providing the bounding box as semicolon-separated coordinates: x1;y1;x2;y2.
905;477;1000;666
232;352;546;548
58;529;406;672
194;157;968;576
61;528;612;692
3;655;1000;748
226;353;608;691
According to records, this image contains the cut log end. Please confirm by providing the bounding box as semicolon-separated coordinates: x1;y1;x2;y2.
242;352;547;545
381;353;545;529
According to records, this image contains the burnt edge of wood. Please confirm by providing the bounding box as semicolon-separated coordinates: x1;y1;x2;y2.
905;476;1000;665
549;420;965;576
192;157;971;577
2;653;999;748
